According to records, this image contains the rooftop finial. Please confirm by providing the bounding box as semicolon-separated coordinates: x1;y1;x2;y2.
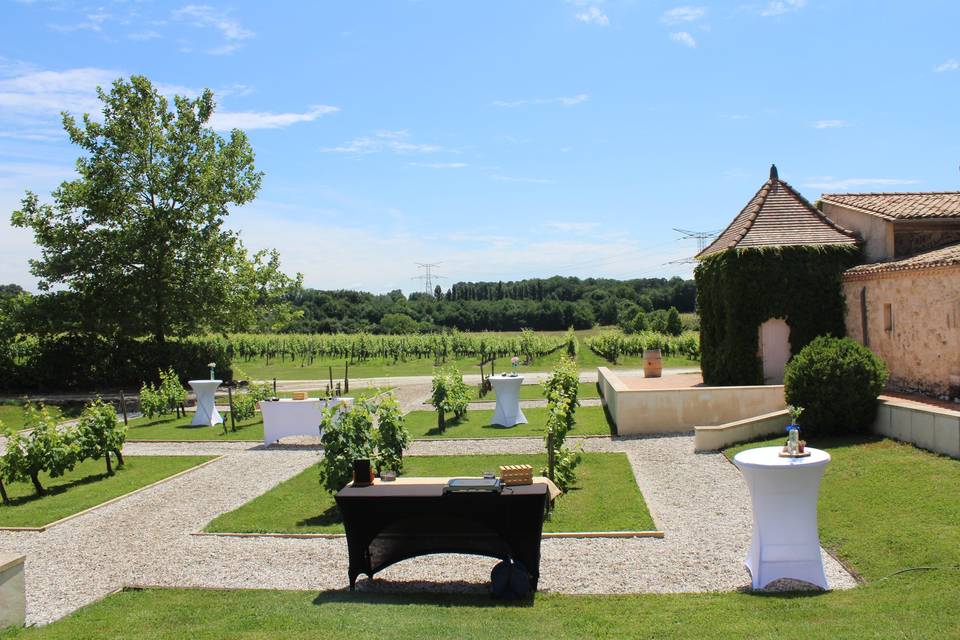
770;164;779;181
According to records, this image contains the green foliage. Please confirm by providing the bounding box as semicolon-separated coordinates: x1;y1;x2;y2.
373;395;409;474
619;309;648;334
138;383;164;419
784;336;888;436
586;330;699;364
9;75;300;343
379;313;421;335
230;392;257;423
158;367;187;413
75;398;126;475
695;246;862;385
541;356;582;493
2;405;78;496
286;275;697;333
430;365;470;432
318;402;376;494
564;327;579;357
665;307;683;336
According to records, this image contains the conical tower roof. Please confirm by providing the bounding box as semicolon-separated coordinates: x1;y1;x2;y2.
697;164;858;258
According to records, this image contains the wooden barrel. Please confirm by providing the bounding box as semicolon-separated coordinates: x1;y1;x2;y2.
643;349;662;378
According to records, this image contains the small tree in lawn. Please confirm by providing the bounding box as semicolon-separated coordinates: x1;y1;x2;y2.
666;307;683;336
318;401;376;494
430;368;450;433
374;395;410;475
3;405;77;496
76;398;126;476
541;357;582;494
159;368;187;417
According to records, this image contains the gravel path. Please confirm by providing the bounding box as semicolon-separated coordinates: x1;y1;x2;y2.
0;433;856;626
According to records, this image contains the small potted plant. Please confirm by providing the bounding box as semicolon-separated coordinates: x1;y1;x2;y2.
208;362;217;380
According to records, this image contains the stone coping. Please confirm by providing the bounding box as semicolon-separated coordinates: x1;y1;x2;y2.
0;553;25;574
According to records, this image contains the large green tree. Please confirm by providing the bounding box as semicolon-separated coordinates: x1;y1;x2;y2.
11;75;300;342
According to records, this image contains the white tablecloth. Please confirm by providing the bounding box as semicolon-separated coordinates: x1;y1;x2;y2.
259;397;352;445
188;380;222;426
489;374;527;427
733;446;831;589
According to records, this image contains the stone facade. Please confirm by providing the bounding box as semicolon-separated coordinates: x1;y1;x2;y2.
842;266;960;396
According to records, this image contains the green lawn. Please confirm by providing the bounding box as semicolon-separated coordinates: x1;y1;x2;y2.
205;452;653;535
0;401;86;432
276;387;391;400
126;413;265;441
4;436;960;638
0;456;212;528
239;349;699;381
725;435;960;580
404;405;613;439
467;381;600;402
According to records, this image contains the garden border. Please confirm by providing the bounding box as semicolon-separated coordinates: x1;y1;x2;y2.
190;530;665;540
0;455;224;533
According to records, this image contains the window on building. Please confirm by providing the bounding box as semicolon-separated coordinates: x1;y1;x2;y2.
884;304;893;332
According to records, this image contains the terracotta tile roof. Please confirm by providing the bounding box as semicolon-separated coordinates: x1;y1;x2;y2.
844;241;960;277
697;166;859;258
821;192;960;220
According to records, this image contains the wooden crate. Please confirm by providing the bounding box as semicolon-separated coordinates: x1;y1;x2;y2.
499;464;533;486
291;391;308;401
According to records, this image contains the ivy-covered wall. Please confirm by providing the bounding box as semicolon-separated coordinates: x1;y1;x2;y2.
694;246;862;386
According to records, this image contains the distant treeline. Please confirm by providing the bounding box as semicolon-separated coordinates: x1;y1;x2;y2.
283;276;696;333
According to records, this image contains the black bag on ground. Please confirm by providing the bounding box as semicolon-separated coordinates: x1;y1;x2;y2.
490;559;531;600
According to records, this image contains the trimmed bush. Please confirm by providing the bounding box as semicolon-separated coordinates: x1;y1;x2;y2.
784;336;888;436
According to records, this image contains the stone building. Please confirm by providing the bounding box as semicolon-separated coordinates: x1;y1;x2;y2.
694;166;860;385
820;192;960;396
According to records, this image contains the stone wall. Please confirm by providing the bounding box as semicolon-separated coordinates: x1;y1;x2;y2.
843;266;960;396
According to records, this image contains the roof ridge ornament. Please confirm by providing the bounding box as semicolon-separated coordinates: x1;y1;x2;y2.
769;164;778;181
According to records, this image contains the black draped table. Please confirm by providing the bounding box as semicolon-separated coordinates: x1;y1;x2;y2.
335;477;557;590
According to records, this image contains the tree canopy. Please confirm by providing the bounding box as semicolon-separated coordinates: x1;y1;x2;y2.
11;75;300;342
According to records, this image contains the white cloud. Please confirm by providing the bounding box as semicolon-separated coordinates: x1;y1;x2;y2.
935;59;959;72
209;105;338;131
128;30;162;41
545;221;599;233
0;66;118;114
803;177;921;191
491;175;556;184
321;130;444;154
172;4;253;54
670;31;697;47
661;6;707;24
813;119;848;129
575;6;610;26
408;162;468;169
49;12;112;33
760;0;806;17
492;94;589;108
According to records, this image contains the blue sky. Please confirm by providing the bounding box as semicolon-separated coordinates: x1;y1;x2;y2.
1;0;958;293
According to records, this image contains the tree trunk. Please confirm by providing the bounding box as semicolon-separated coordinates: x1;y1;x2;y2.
438;409;445;433
105;450;113;476
0;478;8;505
113;448;124;467
30;472;45;496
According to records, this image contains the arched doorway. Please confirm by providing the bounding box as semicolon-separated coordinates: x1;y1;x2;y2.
759;318;791;384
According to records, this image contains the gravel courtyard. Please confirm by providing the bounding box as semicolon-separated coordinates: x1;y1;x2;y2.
0;427;857;626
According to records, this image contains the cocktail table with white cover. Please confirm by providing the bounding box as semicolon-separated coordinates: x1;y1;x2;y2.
733;446;831;590
259;397;352;445
489;374;527;427
188;380;223;426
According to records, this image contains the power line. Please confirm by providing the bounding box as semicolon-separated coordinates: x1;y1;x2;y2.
673;228;721;254
412;262;445;295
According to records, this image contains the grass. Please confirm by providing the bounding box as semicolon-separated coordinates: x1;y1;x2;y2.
0;401;86;431
404;405;614;439
275;387;391;399
0;456;212;528
205;452;653;535
4;436;960;638
467;381;600;402
238;348;699;381
126;413;264;441
725;435;960;580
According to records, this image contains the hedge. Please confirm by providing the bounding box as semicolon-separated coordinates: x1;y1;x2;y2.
694;245;861;386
